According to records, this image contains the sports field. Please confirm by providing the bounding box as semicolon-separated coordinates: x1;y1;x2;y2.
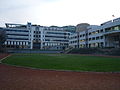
2;54;120;72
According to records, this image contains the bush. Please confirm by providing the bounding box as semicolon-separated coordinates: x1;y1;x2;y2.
68;48;99;54
68;48;120;56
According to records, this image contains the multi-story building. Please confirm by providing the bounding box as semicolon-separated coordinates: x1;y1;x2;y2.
42;26;70;50
87;25;104;48
62;25;76;33
69;33;78;48
87;18;120;48
101;19;120;48
3;23;31;49
76;23;90;32
69;23;90;48
1;17;120;50
69;17;120;48
2;23;70;50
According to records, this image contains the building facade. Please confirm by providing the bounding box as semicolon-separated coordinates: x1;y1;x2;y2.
3;23;31;49
1;17;120;50
69;33;78;48
2;23;70;50
69;17;120;48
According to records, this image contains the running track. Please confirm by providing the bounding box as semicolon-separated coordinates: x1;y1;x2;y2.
0;54;120;90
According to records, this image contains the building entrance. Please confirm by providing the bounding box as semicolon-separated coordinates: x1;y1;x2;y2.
33;43;41;49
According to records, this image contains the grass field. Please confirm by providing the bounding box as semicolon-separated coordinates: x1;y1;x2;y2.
2;54;120;72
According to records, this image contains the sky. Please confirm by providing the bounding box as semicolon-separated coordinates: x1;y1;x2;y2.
0;0;120;27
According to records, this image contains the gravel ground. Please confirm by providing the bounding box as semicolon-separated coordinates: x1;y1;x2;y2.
0;54;120;90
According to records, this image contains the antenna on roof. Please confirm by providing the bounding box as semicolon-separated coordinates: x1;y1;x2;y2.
112;15;116;22
112;15;115;17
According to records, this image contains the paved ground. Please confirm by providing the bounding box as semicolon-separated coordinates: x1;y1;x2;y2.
0;54;120;90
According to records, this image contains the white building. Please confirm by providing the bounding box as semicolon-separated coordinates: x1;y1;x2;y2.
4;23;31;49
69;33;78;48
43;26;70;50
69;17;120;48
87;25;104;48
3;23;70;50
1;17;120;50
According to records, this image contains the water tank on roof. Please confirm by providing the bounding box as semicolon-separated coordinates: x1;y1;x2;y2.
76;23;90;32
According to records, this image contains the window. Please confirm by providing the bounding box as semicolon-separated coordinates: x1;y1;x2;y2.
36;35;38;37
6;29;29;32
86;38;88;41
36;27;39;30
95;31;98;34
97;30;100;33
114;26;119;30
105;28;111;32
7;34;28;36
100;36;103;39
96;36;99;40
89;32;91;35
100;29;103;32
92;37;95;40
36;31;39;34
80;39;85;42
100;42;103;47
89;38;91;41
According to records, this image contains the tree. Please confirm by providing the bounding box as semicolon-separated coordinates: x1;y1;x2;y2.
0;29;6;52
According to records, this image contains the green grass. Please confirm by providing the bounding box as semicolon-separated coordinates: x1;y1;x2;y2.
2;54;120;72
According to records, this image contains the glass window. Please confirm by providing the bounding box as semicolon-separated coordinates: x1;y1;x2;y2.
100;29;103;32
96;36;99;40
89;38;91;41
92;37;95;40
114;26;119;30
100;36;103;39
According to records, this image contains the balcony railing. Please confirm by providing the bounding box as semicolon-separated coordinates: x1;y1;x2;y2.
104;29;120;35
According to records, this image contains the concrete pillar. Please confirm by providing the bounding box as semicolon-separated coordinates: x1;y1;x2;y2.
40;28;44;49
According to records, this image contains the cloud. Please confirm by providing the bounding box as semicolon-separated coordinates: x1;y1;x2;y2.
0;0;120;27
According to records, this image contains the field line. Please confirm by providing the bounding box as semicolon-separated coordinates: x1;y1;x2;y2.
0;54;11;63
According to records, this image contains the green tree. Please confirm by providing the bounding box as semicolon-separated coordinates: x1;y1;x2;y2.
0;30;6;52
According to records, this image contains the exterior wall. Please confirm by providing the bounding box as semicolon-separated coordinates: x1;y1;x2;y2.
69;17;120;48
69;33;78;48
78;31;86;48
31;26;44;49
1;17;120;50
101;18;120;48
43;26;70;50
76;23;90;32
62;26;76;33
3;23;70;50
4;23;31;49
31;25;70;50
87;25;104;48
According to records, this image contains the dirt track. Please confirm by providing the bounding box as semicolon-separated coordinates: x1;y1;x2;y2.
0;54;120;90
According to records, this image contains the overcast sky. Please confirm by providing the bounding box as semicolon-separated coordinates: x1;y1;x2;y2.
0;0;120;27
